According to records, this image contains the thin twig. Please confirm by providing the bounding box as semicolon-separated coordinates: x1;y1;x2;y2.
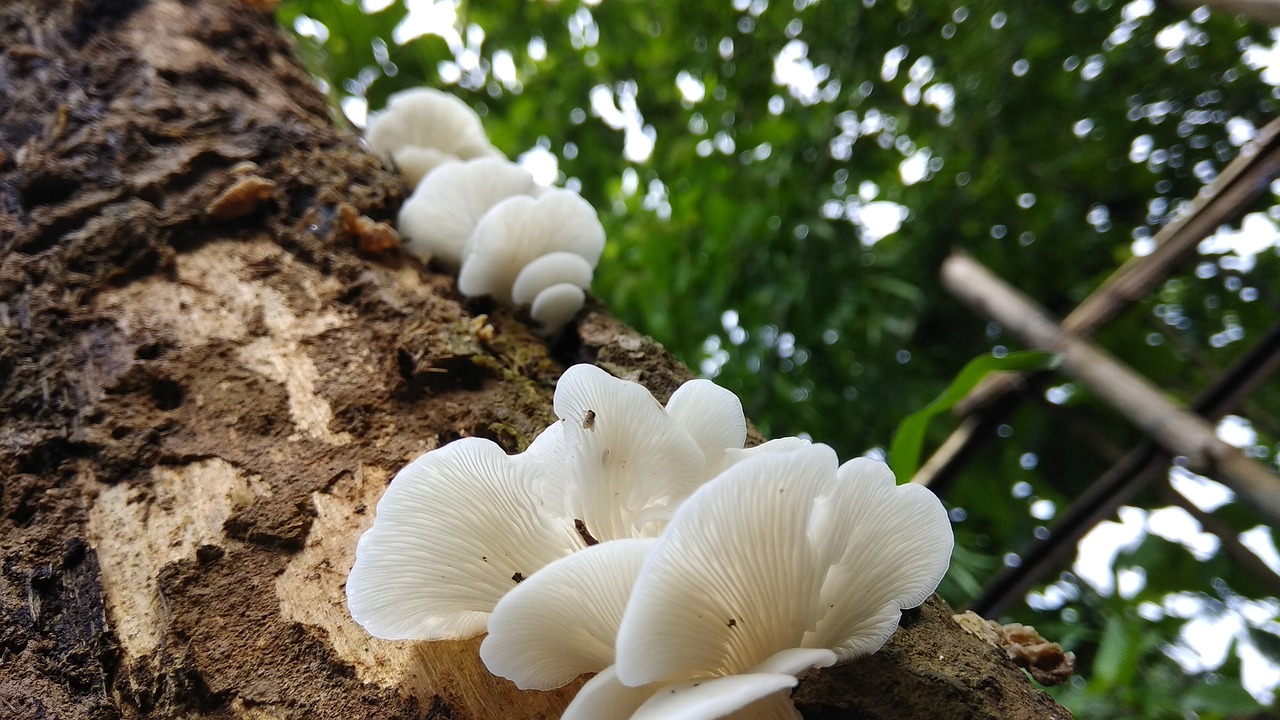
964;289;1280;616
1164;486;1280;600
943;252;1280;524
911;117;1280;488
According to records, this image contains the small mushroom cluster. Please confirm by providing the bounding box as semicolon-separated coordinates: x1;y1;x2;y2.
346;365;954;719
366;88;604;335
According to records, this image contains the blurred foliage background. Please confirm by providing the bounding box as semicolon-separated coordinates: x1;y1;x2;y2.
277;0;1280;716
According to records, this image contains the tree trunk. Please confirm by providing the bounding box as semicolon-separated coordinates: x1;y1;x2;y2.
0;2;1071;718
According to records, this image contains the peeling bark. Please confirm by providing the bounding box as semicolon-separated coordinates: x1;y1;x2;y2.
0;1;1071;718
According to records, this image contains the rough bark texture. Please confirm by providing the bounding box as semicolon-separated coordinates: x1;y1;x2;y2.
0;1;1072;718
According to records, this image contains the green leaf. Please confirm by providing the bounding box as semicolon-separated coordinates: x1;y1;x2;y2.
889;351;1061;482
1092;614;1146;689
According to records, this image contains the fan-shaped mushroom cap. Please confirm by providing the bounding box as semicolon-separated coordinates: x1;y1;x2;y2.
564;666;801;720
344;365;753;643
390;146;458;188
456;190;605;303
560;666;661;720
664;378;748;476
480;538;654;690
397;158;541;267
344;437;580;641
530;283;586;335
365;88;502;185
552;364;707;541
627;675;802;720
615;445;952;687
512;251;595;306
479;532;803;720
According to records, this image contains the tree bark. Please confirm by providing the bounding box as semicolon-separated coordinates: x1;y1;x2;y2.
0;2;1071;718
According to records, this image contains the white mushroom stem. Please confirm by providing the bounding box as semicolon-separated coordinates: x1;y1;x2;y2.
512;251;595;305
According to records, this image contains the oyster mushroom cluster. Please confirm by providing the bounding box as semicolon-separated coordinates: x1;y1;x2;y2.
346;365;954;720
366;88;603;335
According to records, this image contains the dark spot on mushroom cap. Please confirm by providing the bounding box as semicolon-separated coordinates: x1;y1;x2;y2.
727;618;737;628
511;572;525;583
582;409;596;430
574;518;600;546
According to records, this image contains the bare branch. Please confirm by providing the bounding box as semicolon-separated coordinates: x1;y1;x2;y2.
942;252;1280;526
970;318;1280;615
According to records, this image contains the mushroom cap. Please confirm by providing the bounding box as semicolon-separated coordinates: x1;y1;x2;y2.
344;437;579;641
551;364;707;541
531;363;750;540
398;158;542;268
628;675;801;720
391;146;460;188
456;190;605;303
614;444;953;687
343;365;757;647
365;88;503;185
711;437;813;478
560;666;662;720
664;378;748;476
562;665;801;720
529;282;586;335
808;457;954;656
479;538;654;690
511;251;595;306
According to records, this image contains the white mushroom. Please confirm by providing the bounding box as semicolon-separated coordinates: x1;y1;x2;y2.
710;436;814;479
626;675;802;720
456;190;605;303
345;364;754;640
664;378;747;476
530;282;586;336
553;364;706;540
365;88;502;186
480;538;655;690
512;251;595;306
613;444;953;697
397;158;542;268
390;146;459;188
560;666;668;720
475;443;948;719
478;534;804;720
564;664;802;720
344;437;580;640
